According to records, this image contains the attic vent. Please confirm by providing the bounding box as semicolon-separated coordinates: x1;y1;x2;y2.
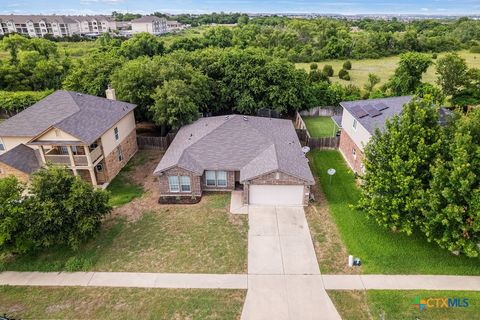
225;115;229;120
243;116;248;121
76;93;83;96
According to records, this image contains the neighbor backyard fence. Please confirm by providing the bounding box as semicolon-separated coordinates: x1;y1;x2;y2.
136;132;177;151
298;106;341;117
294;111;340;150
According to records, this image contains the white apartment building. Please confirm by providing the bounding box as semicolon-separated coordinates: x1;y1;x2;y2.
130;16;168;35
0;15;117;37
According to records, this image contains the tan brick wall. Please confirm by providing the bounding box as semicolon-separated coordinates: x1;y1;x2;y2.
339;129;364;174
0;163;30;183
243;171;311;206
202;171;235;192
104;129;138;182
158;166;202;197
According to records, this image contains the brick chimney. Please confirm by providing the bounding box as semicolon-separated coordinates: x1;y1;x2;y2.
105;86;116;100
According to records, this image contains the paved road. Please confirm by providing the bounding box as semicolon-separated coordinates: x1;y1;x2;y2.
241;206;342;320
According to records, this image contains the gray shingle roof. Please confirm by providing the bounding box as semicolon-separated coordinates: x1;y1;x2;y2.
0;15;78;24
340;96;413;135
0;90;136;145
154;115;314;184
131;16;165;23
340;96;452;135
0;144;42;174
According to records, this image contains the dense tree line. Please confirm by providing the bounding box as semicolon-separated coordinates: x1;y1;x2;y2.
359;97;480;257
154;12;248;27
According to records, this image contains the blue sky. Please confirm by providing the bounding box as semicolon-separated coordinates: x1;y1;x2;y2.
0;0;479;15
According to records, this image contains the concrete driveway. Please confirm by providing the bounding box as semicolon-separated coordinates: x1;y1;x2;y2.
241;206;341;320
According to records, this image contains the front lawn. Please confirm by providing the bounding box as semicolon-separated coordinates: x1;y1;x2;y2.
309;150;480;275
2;194;248;274
0;286;246;320
303;116;337;138
328;290;480;320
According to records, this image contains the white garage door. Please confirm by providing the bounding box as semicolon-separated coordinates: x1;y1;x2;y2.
249;185;304;206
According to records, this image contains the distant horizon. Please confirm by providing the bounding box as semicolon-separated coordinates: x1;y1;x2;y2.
1;0;479;16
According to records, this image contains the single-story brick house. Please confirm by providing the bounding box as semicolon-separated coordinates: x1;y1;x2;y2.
153;115;315;206
337;96;452;173
0;89;138;186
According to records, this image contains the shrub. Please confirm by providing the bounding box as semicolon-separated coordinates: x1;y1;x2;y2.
64;257;94;272
309;63;318;70
342;60;352;70
432;53;438;59
338;69;350;80
0;90;52;116
322;64;334;77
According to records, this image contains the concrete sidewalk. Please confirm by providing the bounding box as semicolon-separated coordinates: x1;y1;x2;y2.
0;271;248;289
322;275;480;291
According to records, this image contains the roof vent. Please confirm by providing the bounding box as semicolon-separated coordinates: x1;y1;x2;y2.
243;116;248;121
225;115;229;120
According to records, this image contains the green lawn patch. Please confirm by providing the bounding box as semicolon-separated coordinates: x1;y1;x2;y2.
107;151;149;207
310;150;480;275
303;116;337;138
0;286;246;320
2;194;248;274
328;290;480;320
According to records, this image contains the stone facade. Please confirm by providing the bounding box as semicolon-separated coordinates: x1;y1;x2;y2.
339;129;364;174
104;129;138;182
202;171;235;192
0;163;30;183
243;171;311;206
157;166;202;197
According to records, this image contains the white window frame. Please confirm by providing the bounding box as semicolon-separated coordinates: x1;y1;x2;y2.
0;138;5;152
217;171;227;187
114;127;119;141
168;176;179;192
117;146;123;161
180;176;191;192
352;119;358;131
205;170;216;186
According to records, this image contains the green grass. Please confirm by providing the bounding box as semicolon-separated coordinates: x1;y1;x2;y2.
329;290;480;320
303;116;337;138
309;150;480;275
0;286;246;320
2;194;248;273
296;50;480;88
106;151;149;207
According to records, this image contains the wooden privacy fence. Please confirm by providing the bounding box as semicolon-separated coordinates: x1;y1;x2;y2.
137;132;176;150
307;136;340;149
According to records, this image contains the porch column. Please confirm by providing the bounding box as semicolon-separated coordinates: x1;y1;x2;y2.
85;146;93;166
38;145;46;164
67;146;78;176
88;168;98;186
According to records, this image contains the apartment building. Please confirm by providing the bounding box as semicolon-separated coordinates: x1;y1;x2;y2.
130;16;168;35
0;14;117;37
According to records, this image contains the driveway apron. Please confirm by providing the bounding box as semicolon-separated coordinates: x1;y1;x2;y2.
242;206;341;320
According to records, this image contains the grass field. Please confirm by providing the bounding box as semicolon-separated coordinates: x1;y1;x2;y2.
296;50;480;88
0;286;246;320
303;116;337;138
1;194;248;274
328;290;480;320
309;150;480;275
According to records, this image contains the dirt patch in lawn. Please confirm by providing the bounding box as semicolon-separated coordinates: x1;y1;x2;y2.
306;177;361;274
111;149;164;221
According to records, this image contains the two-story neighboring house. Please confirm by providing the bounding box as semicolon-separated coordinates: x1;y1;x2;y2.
338;95;451;173
0;90;138;186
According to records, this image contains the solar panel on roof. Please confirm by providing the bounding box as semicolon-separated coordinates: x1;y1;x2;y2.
374;103;389;111
350;105;368;118
363;105;382;117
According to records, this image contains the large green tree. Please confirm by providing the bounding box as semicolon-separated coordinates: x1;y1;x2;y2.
422;109;480;257
436;53;468;96
359;97;442;234
386;52;432;95
119;32;165;59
